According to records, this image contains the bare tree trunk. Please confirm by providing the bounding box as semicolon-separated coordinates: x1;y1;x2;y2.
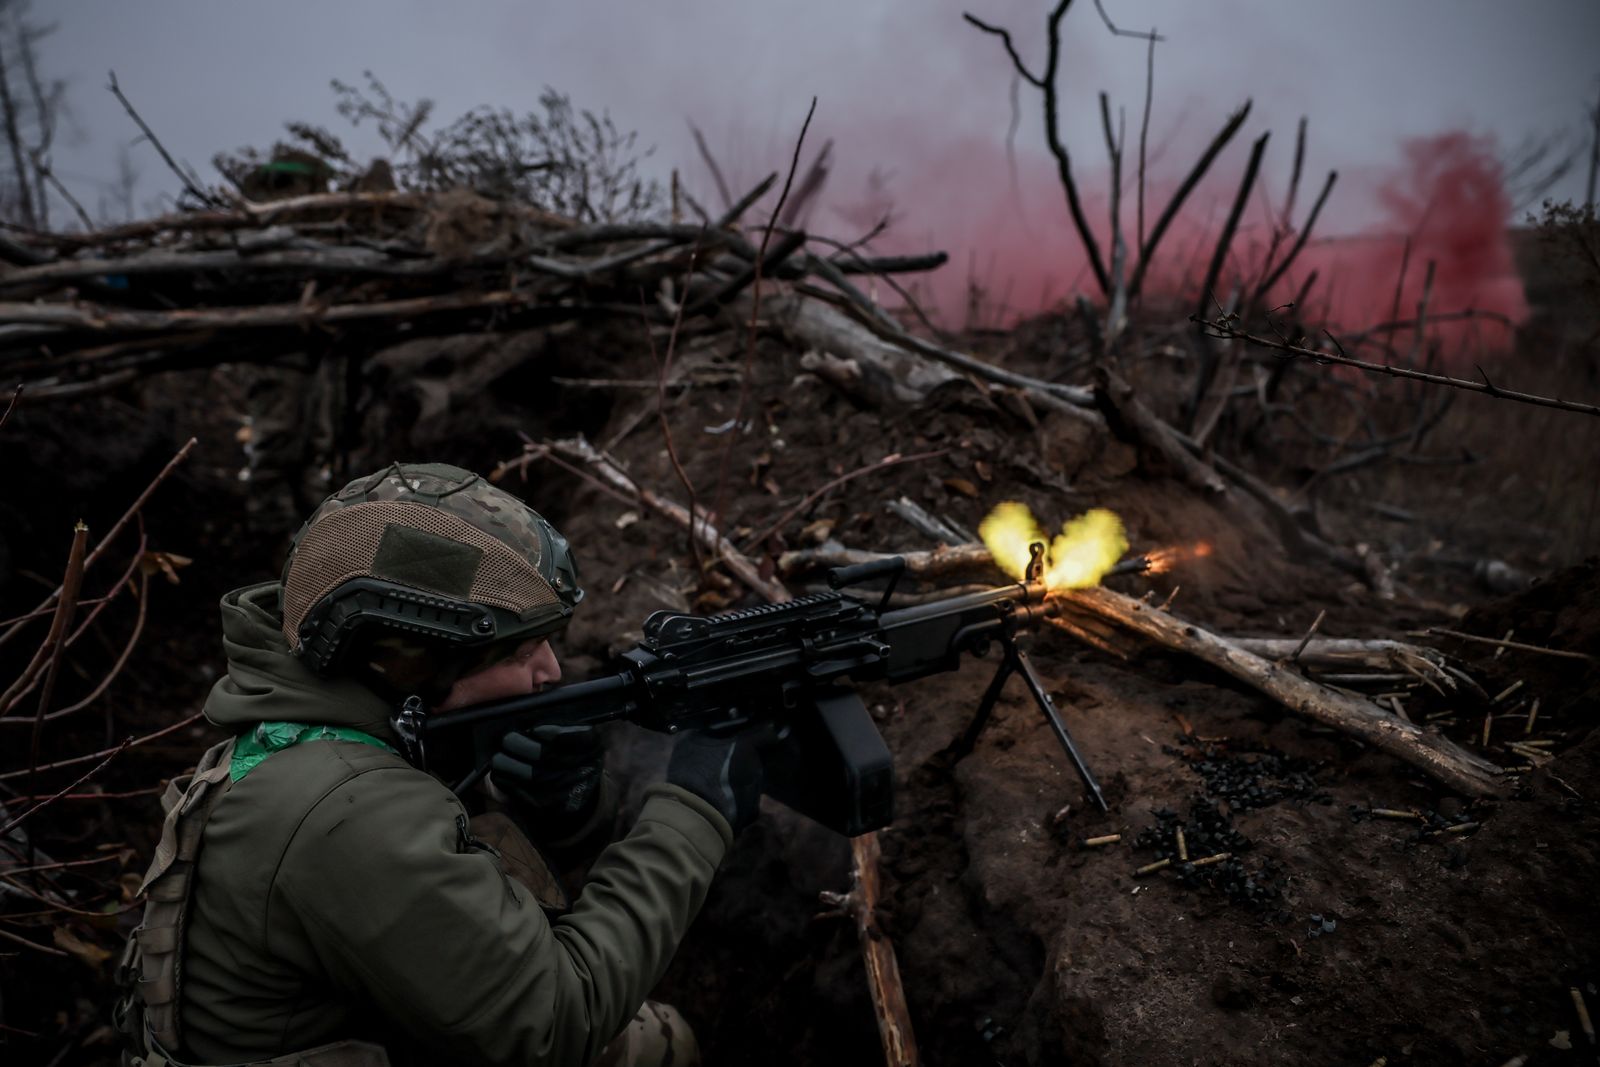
16;17;58;230
1587;83;1599;209
0;37;38;228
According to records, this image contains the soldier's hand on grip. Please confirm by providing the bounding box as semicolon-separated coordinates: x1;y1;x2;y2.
491;724;606;838
666;729;764;834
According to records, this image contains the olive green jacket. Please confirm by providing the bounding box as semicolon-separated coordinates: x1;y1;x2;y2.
179;583;731;1066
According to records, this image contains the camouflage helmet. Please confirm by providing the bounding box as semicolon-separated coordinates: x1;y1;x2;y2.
281;462;583;676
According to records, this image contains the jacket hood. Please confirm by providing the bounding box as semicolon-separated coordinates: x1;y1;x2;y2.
204;581;396;740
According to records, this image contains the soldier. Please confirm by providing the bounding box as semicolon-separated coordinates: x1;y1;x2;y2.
116;463;764;1067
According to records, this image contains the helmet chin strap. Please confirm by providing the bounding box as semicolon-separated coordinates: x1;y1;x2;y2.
392;695;429;770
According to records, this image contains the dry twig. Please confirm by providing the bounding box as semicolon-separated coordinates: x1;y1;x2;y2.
1196;321;1600;418
817;833;919;1067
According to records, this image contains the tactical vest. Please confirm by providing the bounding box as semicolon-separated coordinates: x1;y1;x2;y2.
113;731;568;1067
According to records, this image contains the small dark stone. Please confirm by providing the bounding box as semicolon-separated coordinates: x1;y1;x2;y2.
1210;973;1254;1010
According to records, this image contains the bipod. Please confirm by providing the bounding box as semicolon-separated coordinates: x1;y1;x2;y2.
949;632;1109;813
946;540;1108;811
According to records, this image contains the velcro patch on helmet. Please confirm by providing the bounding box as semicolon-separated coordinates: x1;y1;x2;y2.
371;524;483;599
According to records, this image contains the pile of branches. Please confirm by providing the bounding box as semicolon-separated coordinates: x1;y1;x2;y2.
0;171;948;404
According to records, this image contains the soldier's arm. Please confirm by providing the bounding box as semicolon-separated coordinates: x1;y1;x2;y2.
273;765;731;1067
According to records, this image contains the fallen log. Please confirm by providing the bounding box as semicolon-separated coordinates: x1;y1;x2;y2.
1228;637;1456;686
818;832;919;1067
773;291;1104;426
1094;361;1227;495
884;496;973;545
1061;585;1507;797
774;292;961;405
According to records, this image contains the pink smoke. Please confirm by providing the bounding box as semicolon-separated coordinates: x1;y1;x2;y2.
712;120;1529;359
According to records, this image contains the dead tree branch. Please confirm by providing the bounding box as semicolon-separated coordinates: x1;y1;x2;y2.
1197;321;1600;418
1095;362;1228;494
711;96;816;534
645;236;706;572
1250;170;1336;308
105;71;220;208
25;522;87;804
1091;0;1163;41
687;120;734;212
742;449;949;553
1060;586;1507;796
965;1;1110;294
1099;92;1129;344
1188;131;1270;429
0;437;193;650
0;739;129;839
0;710;206;782
525;436;791;603
1126;103;1252;301
0;36;37;228
817;833;920;1067
1136;28;1156;257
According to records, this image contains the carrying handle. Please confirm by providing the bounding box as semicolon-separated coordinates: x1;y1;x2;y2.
827;555;906;589
828;555;907;614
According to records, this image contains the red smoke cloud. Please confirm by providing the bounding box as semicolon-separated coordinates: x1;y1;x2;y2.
733;120;1528;360
1288;132;1527;353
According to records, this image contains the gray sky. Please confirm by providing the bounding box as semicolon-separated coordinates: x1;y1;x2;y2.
37;1;1600;317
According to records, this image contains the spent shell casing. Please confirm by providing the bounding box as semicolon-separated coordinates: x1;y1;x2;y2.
1190;852;1231;867
1573;986;1596;1045
1524;697;1541;735
1481;713;1493;748
1083;834;1121;848
1493;679;1525;704
1135;858;1172;876
1175;828;1188;861
1370;808;1423;820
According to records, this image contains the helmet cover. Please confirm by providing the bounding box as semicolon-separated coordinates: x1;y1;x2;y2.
281;462;583;675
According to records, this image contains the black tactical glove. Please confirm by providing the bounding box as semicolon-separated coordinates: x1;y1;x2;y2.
490;724;606;841
666;729;765;834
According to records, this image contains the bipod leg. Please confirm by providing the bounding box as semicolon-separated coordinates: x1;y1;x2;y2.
1011;646;1109;812
945;656;1015;761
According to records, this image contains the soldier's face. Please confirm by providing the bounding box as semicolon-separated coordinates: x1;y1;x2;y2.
436;638;562;712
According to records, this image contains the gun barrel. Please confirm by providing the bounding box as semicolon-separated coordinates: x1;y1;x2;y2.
876;579;1049;631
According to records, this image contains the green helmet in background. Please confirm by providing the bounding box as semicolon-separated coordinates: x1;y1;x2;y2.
281;462;583;677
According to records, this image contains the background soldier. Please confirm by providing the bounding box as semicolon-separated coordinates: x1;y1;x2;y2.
117;463;765;1067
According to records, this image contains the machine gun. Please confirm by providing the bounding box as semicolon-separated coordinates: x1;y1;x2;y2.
399;546;1107;837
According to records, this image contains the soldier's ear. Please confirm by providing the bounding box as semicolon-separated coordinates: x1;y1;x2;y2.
347;633;465;706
